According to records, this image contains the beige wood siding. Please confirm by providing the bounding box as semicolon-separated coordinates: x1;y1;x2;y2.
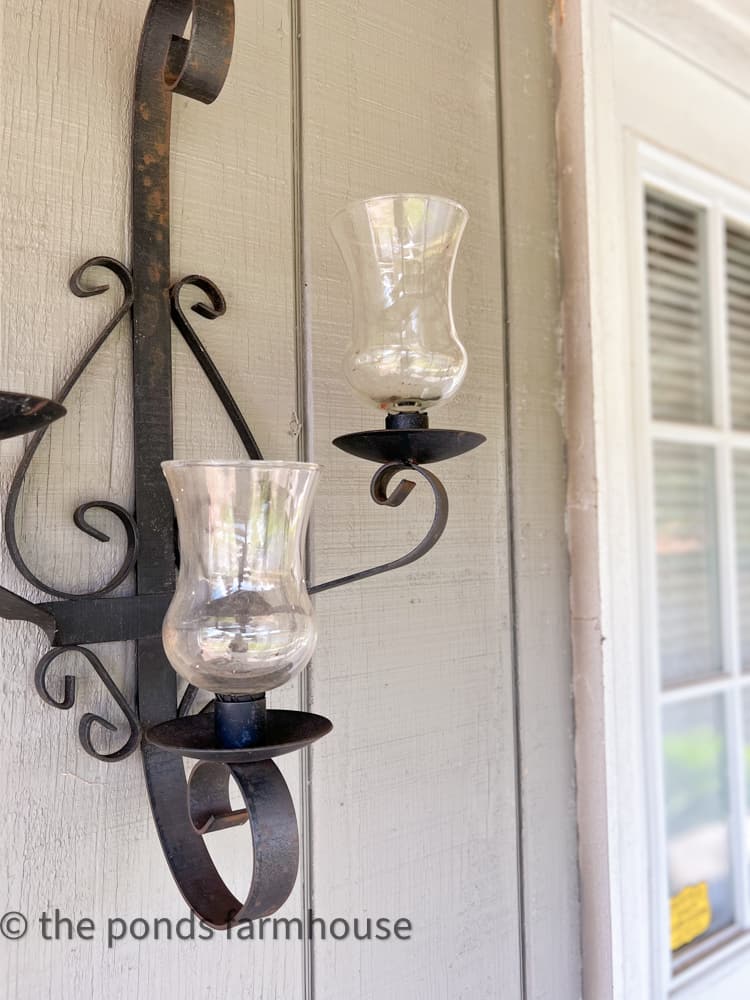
0;1;575;997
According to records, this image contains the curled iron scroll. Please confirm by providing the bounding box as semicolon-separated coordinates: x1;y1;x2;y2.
309;461;449;595
170;275;262;460
35;645;140;761
4;258;138;600
163;0;235;105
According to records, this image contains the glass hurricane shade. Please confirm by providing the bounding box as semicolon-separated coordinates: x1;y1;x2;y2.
161;460;319;696
331;193;469;414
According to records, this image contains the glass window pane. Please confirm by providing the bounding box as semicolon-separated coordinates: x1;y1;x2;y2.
646;192;711;424
735;452;750;671
727;224;750;429
654;443;722;685
663;696;734;959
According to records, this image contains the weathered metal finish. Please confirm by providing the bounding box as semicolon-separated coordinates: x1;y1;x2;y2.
129;0;284;929
0;587;57;641
0;0;479;929
214;693;268;748
39;593;172;647
188;760;248;834
182;758;300;926
0;392;66;441
385;411;428;430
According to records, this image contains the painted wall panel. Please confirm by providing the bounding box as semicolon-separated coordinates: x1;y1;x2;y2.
0;0;562;996
299;1;523;998
0;1;304;997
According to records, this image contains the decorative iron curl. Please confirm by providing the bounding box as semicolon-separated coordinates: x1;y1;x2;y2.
35;645;140;762
162;0;235;105
170;275;262;459
309;462;449;595
136;0;234;107
4;258;137;600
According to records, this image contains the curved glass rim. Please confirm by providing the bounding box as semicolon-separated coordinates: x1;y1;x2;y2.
331;192;468;227
162;459;321;471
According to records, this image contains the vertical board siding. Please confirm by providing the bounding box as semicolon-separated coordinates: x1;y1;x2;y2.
300;1;522;998
498;2;582;997
0;0;572;997
0;1;305;997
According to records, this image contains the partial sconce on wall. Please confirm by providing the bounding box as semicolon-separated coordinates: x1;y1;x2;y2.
0;0;484;926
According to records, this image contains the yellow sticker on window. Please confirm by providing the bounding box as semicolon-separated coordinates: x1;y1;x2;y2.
670;881;712;952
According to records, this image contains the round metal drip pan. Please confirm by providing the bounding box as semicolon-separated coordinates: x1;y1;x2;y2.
145;707;333;763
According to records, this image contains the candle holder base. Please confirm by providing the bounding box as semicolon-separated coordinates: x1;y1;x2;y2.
333;427;486;466
145;705;332;764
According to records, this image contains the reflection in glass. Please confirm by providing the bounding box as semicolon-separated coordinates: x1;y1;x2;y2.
162;460;319;695
663;696;734;956
331;194;468;414
654;442;721;685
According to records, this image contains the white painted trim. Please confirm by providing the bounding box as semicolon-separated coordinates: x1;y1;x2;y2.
661;675;750;704
671;929;750;994
557;3;655;997
635;144;750;992
558;4;750;998
652;425;750;450
613;136;750;998
625;135;673;995
611;0;750;101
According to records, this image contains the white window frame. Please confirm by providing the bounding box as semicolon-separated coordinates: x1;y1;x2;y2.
557;4;750;999
631;143;750;995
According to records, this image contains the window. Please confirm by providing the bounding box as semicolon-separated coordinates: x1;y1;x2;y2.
644;177;750;981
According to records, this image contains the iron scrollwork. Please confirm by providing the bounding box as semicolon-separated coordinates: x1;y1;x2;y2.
0;0;480;927
35;646;140;762
4;257;138;602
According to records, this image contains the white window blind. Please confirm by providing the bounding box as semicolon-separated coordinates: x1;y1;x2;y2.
646;191;711;424
728;224;750;429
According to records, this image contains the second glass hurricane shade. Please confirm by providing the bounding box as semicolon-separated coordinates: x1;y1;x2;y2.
331;194;469;414
162;461;319;696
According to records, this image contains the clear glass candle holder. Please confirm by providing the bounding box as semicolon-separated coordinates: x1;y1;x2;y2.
161;460;320;696
331;193;469;414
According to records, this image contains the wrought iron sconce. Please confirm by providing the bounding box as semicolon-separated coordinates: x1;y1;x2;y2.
0;0;484;927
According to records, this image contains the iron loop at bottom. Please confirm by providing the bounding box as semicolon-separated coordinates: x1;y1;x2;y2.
142;743;300;928
192;758;300;922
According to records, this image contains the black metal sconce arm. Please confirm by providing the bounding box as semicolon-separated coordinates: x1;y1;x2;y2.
308;461;449;596
0;0;485;929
